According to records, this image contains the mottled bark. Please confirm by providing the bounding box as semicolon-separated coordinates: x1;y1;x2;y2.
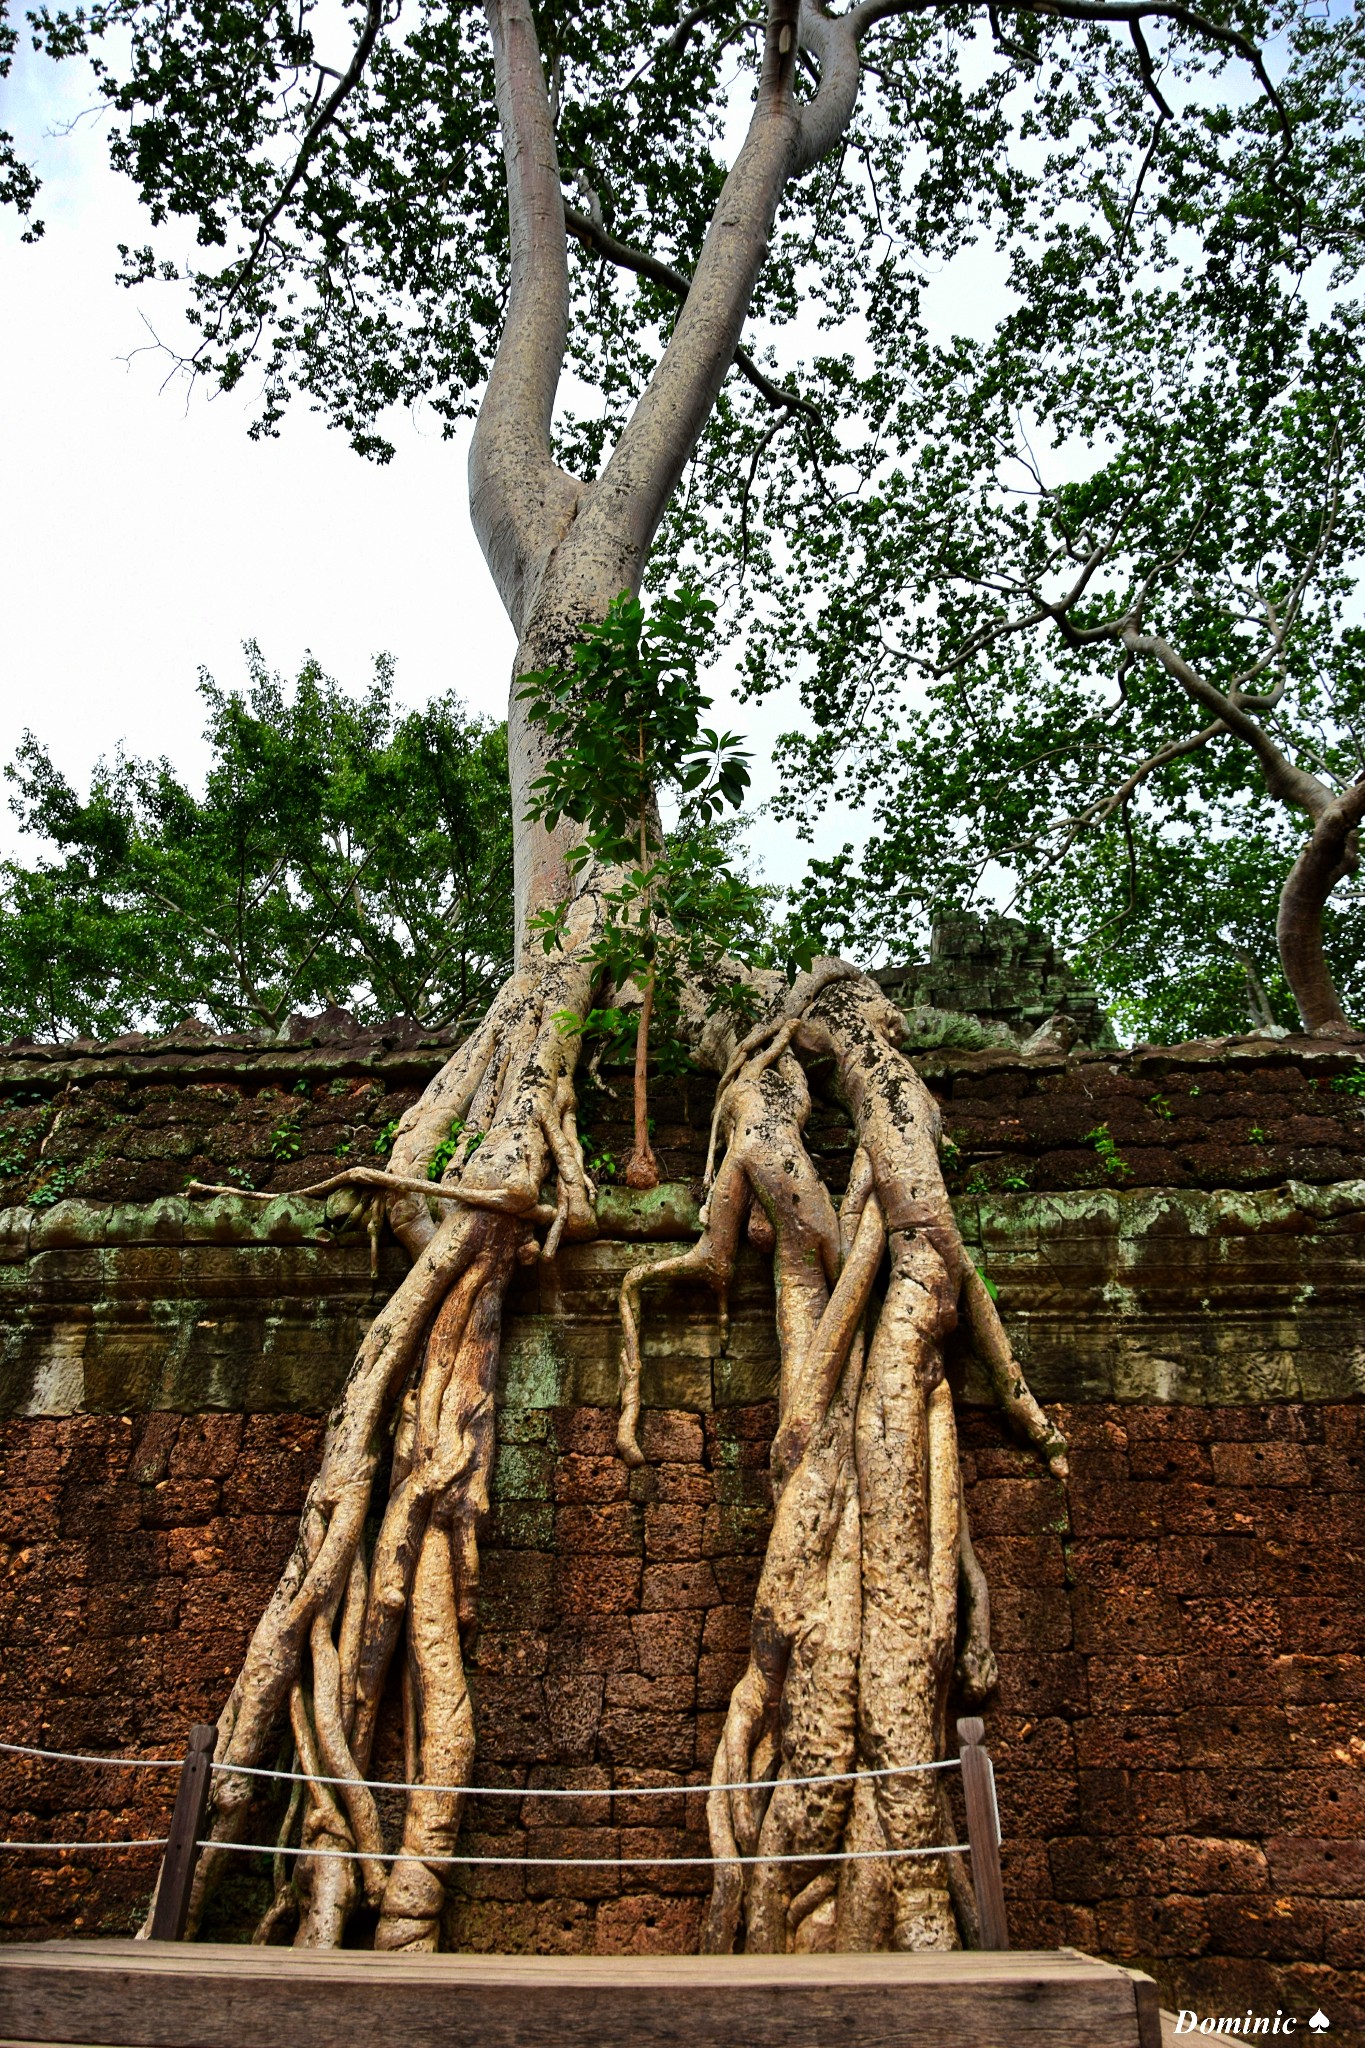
1117;627;1361;1037
618;966;1065;1956
159;0;1071;1959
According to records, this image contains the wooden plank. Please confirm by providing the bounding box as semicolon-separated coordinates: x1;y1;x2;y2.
1116;1966;1164;2048
0;1941;1154;2048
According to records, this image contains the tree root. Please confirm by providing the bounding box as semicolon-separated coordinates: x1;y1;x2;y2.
174;900;604;1947
621;964;1067;1954
168;928;1062;1959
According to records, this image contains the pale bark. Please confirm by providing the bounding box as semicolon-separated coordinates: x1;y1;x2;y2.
1119;627;1361;1035
618;964;1066;1955
163;0;1072;1960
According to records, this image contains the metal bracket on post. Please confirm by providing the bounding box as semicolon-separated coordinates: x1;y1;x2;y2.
148;1723;217;1941
957;1715;1010;1951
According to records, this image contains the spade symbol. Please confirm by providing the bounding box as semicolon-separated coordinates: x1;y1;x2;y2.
1308;2012;1331;2032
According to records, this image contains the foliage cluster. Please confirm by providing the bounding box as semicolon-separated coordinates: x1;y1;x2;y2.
521;590;803;1050
5;0;1365;1046
0;646;513;1041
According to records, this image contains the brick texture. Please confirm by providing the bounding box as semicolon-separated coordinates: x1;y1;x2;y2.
0;1397;1360;2037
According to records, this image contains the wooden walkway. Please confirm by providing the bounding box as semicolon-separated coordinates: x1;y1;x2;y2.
0;1940;1163;2048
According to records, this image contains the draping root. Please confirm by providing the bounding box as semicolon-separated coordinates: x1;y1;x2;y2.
163;915;1060;1960
162;900;606;1948
619;967;1067;1955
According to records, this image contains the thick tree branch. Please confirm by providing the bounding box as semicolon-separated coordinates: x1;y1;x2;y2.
563;0;825;578
793;2;863;174
469;0;583;634
1277;778;1365;1033
563;205;821;423
1118;625;1329;820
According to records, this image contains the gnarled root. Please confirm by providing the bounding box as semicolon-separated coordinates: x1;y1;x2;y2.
170;900;605;1948
622;965;1066;1955
166;916;1061;1960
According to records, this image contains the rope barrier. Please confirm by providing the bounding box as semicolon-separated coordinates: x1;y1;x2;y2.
0;1838;168;1852
208;1755;961;1799
0;1735;961;1802
201;1837;971;1870
0;1739;182;1770
0;1738;976;1883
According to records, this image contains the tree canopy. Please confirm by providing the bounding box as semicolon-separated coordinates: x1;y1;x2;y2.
0;647;513;1040
778;282;1365;1042
7;0;1365;1035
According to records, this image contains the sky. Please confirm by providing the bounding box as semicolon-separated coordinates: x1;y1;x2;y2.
1;50;516;841
0;40;892;896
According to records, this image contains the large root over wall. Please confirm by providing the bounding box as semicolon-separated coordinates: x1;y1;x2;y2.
170;932;1065;1955
623;964;1067;1953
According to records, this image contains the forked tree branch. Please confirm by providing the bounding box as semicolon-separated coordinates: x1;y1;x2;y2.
1118;626;1329;820
563;0;808;577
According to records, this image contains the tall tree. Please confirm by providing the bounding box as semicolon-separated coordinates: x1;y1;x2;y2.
0;646;514;1039
8;0;1346;1957
728;3;1365;1043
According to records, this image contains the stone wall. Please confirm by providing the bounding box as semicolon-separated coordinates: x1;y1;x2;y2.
3;1395;1360;2032
0;1027;1362;2037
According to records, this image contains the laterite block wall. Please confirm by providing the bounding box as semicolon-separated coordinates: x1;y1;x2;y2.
0;1023;1361;2037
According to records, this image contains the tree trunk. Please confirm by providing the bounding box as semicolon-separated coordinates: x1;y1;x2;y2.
165;0;1072;1959
1276;781;1365;1035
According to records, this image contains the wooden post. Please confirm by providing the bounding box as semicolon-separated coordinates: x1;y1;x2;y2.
149;1723;217;1941
957;1716;1009;1951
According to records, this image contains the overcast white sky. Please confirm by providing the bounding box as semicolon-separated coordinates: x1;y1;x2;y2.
1;51;517;839
1;42;902;896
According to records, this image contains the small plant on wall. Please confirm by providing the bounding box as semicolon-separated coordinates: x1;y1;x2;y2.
521;589;795;1188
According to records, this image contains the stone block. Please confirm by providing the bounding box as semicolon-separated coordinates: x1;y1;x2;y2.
552;1503;640;1556
1205;1892;1325;1961
553;1453;630;1504
553;1555;641;1617
1265;1836;1365;1897
995;1650;1090;1716
643;1503;706;1562
641;1561;719;1612
592;1894;705;1953
597;1707;696;1772
630;1611;703;1678
1048;1833;1171;1902
1094;1894;1210;1958
1177;1705;1291;1769
639;1411;703;1463
1166;1836;1269;1895
605;1672;697;1712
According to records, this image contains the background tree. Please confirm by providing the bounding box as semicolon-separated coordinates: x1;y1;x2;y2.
777;303;1365;1042
730;6;1365;1045
7;0;1355;1961
0;645;514;1041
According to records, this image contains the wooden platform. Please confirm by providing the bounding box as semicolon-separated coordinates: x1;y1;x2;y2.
0;1940;1163;2048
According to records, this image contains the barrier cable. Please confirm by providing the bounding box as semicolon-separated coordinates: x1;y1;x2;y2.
208;1755;960;1799
200;1837;972;1870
